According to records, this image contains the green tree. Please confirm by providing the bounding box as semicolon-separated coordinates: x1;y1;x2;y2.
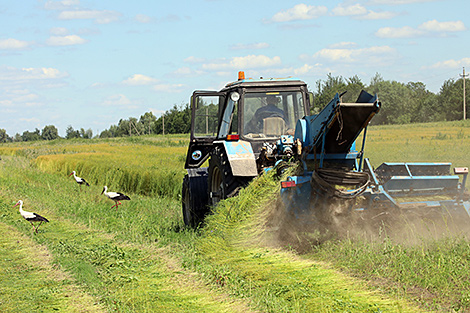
0;129;11;143
41;125;59;140
13;133;22;142
343;75;366;103
140;111;157;135
99;129;113;138
66;125;80;139
437;78;469;121
313;74;347;113
116;119;131;136
155;103;190;134
368;80;415;125
80;128;93;139
22;129;41;141
406;81;439;123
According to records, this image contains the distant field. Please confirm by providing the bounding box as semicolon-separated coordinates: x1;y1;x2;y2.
365;120;470;167
0;121;469;312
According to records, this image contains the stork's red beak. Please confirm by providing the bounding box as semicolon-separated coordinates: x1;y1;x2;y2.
68;173;73;176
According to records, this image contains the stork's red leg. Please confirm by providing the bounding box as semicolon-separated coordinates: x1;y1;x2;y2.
36;221;43;232
30;221;37;233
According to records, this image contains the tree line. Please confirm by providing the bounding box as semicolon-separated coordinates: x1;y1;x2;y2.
1;73;468;142
314;73;468;125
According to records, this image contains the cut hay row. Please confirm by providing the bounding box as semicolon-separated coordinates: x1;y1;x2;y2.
195;170;417;312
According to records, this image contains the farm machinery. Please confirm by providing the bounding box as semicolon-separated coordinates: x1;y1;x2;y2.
182;72;469;227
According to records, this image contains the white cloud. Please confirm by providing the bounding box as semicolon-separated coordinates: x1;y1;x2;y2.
375;26;424;38
312;46;397;64
376;19;466;38
172;67;192;75
230;42;270;50
418;20;466;32
428;57;470;69
184;56;206;64
44;0;80;10
202;55;282;70
153;83;185;93
19;117;41;123
46;35;88;46
0;66;68;81
135;14;152;23
359;10;398;20
0;89;39;108
368;0;438;4
23;67;67;79
293;64;314;75
102;94;133;106
0;38;31;50
332;4;367;16
328;42;357;49
271;4;327;22
332;3;397;20
50;27;69;36
58;10;121;24
122;74;158;86
170;67;204;77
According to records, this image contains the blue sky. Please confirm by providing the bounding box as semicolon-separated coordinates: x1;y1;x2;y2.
0;0;468;137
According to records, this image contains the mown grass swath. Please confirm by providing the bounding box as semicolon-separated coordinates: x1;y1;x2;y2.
0;155;253;313
195;170;416;312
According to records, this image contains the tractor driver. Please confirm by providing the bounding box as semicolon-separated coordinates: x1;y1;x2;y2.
245;95;287;134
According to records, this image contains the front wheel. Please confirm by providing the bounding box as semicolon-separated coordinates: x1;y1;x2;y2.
208;147;252;207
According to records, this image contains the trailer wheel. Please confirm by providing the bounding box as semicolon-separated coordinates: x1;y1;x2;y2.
208;146;250;206
182;170;209;228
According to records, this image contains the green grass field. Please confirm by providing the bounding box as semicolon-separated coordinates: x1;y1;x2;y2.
0;121;469;312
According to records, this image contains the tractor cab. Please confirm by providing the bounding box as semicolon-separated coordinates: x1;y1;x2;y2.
185;71;311;170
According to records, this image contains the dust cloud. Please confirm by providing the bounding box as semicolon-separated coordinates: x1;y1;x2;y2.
262;196;470;253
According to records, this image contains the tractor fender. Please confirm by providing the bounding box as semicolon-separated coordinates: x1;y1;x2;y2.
215;140;258;177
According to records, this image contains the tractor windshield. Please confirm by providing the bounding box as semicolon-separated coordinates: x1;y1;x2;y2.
242;91;305;139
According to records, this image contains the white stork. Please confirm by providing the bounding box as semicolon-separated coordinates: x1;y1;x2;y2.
69;171;90;190
101;186;130;210
14;200;49;233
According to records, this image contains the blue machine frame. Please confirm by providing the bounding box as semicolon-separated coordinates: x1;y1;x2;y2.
280;91;470;217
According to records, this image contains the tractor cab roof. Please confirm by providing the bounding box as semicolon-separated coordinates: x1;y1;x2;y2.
221;72;307;92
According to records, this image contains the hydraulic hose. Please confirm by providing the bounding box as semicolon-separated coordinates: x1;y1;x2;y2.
312;168;370;199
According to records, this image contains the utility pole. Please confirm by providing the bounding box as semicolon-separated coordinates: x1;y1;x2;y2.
162;114;165;135
461;67;468;120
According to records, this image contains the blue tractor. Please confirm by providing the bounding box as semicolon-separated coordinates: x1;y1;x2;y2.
182;72;469;227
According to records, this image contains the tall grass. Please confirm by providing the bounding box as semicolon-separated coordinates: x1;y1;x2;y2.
0;136;188;199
